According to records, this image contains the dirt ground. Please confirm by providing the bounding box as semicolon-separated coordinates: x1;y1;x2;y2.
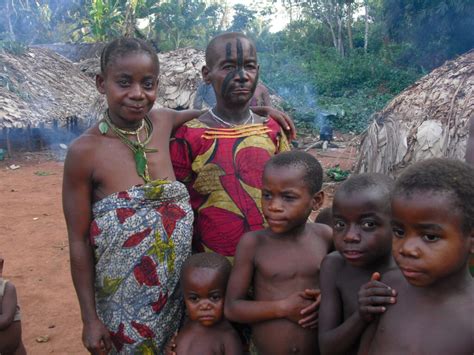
0;146;356;354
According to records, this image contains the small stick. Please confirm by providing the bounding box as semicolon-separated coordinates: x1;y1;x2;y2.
5;128;12;158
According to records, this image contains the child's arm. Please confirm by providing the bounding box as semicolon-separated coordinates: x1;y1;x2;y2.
225;233;311;324
318;255;370;354
62;140;112;353
0;282;18;330
299;223;334;329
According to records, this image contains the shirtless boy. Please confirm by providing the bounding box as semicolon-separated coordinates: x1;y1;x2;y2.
225;151;333;355
359;158;474;354
0;258;26;355
172;253;242;355
318;174;398;355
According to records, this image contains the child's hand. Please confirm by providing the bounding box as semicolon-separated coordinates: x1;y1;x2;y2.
82;318;112;355
282;291;313;324
164;332;178;355
298;288;321;329
358;272;397;323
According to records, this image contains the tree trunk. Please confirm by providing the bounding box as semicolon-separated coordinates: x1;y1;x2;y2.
337;12;344;57
6;0;16;40
347;1;354;51
364;0;369;53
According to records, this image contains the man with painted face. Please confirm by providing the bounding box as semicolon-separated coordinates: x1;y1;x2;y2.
170;32;291;258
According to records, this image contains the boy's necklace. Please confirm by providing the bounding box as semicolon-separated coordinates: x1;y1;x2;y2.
100;110;157;183
209;107;254;128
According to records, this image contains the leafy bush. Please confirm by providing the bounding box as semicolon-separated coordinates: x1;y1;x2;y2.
259;47;420;133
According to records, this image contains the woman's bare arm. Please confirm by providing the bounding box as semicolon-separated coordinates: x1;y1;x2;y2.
63;138;111;353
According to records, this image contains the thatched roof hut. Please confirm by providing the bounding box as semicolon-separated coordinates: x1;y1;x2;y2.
0;47;99;129
0;46;206;131
356;50;474;176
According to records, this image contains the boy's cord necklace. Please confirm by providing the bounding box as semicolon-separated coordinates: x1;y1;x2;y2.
100;110;157;183
209;107;254;127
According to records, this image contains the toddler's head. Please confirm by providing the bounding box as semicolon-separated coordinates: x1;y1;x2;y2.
181;253;232;326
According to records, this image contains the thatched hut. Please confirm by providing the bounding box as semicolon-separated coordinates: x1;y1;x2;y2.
0;45;206;153
356;50;474;176
0;47;99;130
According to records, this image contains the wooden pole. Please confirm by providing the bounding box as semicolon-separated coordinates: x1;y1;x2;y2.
5;127;12;158
27;124;32;151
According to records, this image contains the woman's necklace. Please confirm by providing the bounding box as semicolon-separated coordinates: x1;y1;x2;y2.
209;107;254;128
100;110;157;183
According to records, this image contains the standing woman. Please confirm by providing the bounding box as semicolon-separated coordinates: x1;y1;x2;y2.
63;37;196;354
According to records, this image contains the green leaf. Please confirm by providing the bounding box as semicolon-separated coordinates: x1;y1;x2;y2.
326;165;350;182
98;121;108;135
134;149;147;179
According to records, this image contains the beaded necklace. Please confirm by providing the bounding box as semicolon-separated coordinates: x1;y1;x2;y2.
209;107;254;127
99;110;157;183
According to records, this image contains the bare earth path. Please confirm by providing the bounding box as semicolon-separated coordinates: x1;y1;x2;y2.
1;153;85;354
0;147;355;354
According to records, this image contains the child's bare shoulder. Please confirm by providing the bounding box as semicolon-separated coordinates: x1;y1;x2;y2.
307;222;333;245
237;230;266;251
320;251;345;275
323;250;345;266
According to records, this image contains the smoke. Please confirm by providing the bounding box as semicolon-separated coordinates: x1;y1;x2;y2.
263;62;331;132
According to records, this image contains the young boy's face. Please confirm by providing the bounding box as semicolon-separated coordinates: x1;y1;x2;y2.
332;188;392;267
96;52;159;125
262;165;322;234
391;191;471;287
182;267;226;327
203;36;259;107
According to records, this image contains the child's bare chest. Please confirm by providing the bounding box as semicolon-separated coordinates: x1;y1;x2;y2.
254;239;327;288
338;268;376;317
176;328;225;355
372;293;473;354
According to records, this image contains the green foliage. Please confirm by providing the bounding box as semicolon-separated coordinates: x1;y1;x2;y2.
83;0;124;41
259;44;420;133
382;0;474;70
0;40;28;55
308;48;420;96
2;0;469;135
152;0;224;51
326;165;351;181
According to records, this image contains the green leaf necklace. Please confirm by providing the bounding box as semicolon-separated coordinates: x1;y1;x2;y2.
100;110;157;183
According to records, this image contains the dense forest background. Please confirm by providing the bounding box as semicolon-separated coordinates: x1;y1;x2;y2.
1;0;473;133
